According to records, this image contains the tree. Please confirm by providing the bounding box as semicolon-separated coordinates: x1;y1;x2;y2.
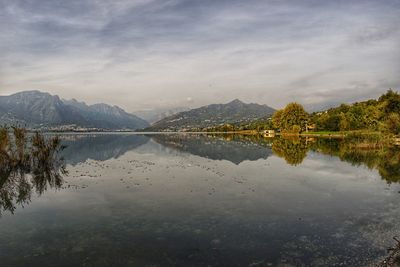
384;113;400;135
272;109;284;130
339;112;350;131
280;102;308;132
318;113;340;131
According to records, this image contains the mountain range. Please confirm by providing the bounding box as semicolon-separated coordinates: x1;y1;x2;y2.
145;99;275;131
0;91;276;131
0;91;148;130
133;107;190;124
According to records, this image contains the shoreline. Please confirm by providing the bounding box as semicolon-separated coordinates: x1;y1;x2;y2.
7;128;399;144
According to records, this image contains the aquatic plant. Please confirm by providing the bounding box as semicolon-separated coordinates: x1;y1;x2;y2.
0;127;67;215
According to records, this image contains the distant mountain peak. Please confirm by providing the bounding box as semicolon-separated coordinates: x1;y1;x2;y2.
146;99;275;131
9;90;49;97
14;89;42;94
134;107;190;124
0;90;149;130
228;99;244;105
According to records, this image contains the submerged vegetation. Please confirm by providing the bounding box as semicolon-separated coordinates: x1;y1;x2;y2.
0;127;66;215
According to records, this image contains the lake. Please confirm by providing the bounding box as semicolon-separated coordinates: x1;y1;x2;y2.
0;133;399;266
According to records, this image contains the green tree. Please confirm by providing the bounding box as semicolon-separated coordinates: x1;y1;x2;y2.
272;103;308;132
379;89;400;114
384;113;400;134
272;109;284;130
291;125;301;134
281;103;308;132
339;112;350;131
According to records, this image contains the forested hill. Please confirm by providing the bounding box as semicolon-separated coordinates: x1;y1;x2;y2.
309;90;400;133
208;89;400;135
145;99;275;132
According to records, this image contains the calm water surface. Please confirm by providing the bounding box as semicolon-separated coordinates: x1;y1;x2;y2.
0;133;399;266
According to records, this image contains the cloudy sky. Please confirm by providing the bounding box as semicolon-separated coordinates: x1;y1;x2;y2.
0;0;399;112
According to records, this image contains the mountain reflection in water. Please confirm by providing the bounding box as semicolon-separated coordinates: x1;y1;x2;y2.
150;134;400;183
2;132;399;216
57;133;400;183
60;134;150;165
0;133;399;266
149;133;273;164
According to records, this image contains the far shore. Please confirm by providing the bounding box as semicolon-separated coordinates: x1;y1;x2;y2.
10;128;399;141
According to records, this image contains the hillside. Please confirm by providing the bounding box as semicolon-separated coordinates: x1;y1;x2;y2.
0;90;149;130
309;89;400;133
145;99;275;131
134;107;189;124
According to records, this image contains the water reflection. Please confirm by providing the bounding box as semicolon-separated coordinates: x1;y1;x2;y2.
150;133;273;164
2;132;397;216
150;133;400;183
272;137;309;165
55;133;400;183
1;132;399;266
0;129;66;215
61;134;149;165
310;138;400;183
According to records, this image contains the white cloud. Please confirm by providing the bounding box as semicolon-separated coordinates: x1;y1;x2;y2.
0;0;399;111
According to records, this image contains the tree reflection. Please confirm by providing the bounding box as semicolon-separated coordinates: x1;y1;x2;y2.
309;138;400;183
373;147;400;183
271;136;400;184
0;128;66;215
153;132;400;184
272;137;309;165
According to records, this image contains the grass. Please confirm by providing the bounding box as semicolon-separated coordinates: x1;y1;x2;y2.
305;131;345;135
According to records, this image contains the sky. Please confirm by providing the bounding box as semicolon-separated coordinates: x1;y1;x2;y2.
0;0;399;112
